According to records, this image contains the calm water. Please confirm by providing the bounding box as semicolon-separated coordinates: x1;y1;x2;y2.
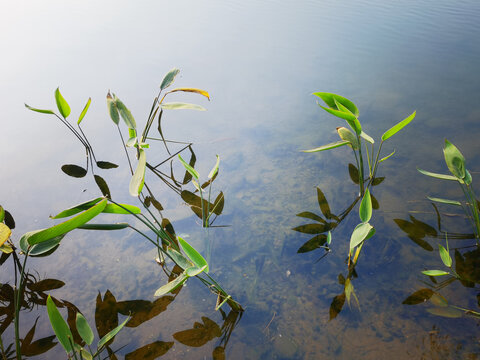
1;0;480;358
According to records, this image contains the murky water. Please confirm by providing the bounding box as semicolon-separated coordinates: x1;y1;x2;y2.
1;0;480;358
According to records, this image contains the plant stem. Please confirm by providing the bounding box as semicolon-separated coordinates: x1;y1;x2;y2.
14;251;29;360
356;134;365;195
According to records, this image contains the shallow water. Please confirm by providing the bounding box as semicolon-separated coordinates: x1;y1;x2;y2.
1;0;480;358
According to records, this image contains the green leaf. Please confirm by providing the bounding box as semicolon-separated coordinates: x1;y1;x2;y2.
360;131;374;144
167;88;210;100
25;103;55;114
106;92;119;125
51;198;103;218
97;316;131;350
320;105;362;134
103;203;141;215
326;231;332;246
417;168;458;181
349;223;374;251
78;97;91;125
185;265;208;277
166;248;193;270
129;149;146;196
178;237;209;273
359;188;372;223
427;306;463;318
78;223;129;230
427;197;462;206
160;68;180;90
178;154;199;180
381;111;416;141
422;270;450;276
443;139;466;179
336;127;359;150
28;235;64;257
47;295;74;353
76;313;94;346
379;150;395;163
114;95;137;129
154;272;188;296
208;155;220;179
26;199;107;245
439;245;452;267
302;140;350;153
313;92;359;117
464;169;472;185
161;102;206;111
0;205;4;223
55;88;71;118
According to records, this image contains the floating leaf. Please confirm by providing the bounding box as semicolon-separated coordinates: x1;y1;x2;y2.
359;188;372;223
427;197;461;206
417;168;457;181
47;295;74;352
208;155;220;179
55;88;71;118
422;270;450;277
114;95;137;129
443;139;466;179
349;223;374;251
51;198;140;218
129;149;146;196
168;88;210;100
161;102;206;111
78;97;91;125
427;306;463;318
178;154;199;180
438;245;452;267
95;175;111;198
154;272;188;296
381;111;416;141
97;316;131;350
402;288;434;305
96;161;119;169
166;248;193;270
107;92;119;125
0;223;11;247
61;164;87;178
25;104;55;114
379;150;395;163
160;68;180;90
302;140;350;153
51;199;103;219
178;237;208;273
313;92;359;117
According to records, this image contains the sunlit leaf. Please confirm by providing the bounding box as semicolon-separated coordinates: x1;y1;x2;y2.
25;103;55;114
336;127;359;150
421;270;449;276
381;111;416;141
302;140;350;153
327;231;332;245
186;265;208;277
161;102;206;111
47;295;74;352
61;164;87;178
349;223;374;250
24;234;64;257
168;88;210;100
427;197;461;206
178;237;209;273
417;168;457;181
51;198;103;218
402;288;434;305
208;155;220;179
114;95;137;129
166;248;193;270
97;316;131;350
107;92;119;125
160;68;180;90
379;150;395;163
360;131;374;144
96;161;119;169
320;106;362;134
443;139;466;179
438;244;452;267
78;97;91;125
75;313;94;346
95;175;111;198
178;154;199;180
430;293;448;307
427;306;463;318
154;272;188;296
313;92;359;117
129;149;146;196
0;223;11;247
54;88;71;118
359;188;372;223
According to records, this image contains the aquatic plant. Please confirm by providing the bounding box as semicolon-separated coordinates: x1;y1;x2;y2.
303;92;416;195
418;139;480;242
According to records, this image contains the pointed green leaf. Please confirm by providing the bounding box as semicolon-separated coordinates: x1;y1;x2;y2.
320;105;362;134
326;231;332;246
28;235;64;257
313;92;359;117
464;169;472;185
25;104;55;114
47;295;74;352
417;168;457;181
76;313;94;345
302;140;350;153
154;272;188;296
379;150;395;163
422;270;450;276
208;155;220;179
178;154;199;180
0;206;4;222
26;199;107;245
78;97;91;125
167;87;210;100
443;139;465;179
336;127;359;150
427;197;461;206
78;223;129;230
178;237;209;273
106;92;119;125
129;149;146;196
381;111;416;141
359;188;372;223
96;161;119;169
185;265;208;277
160;68;180;90
55;88;71;118
166;248;193;270
438;245;452;267
51;198;103;218
161;102;206;111
114;95;137;129
360;131;374;144
97;316;131;350
349;222;374;251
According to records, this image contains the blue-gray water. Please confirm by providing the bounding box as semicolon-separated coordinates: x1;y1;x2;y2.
1;0;480;358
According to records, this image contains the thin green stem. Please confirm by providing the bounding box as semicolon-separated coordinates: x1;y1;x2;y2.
117;125;134;175
364;141;372;177
14;251;29;360
356;134;365;195
370;140;384;183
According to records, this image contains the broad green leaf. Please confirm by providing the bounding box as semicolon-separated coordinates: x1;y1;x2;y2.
185;265;208;277
78;223;129;230
360;131;374;144
427;197;461;206
161;102;206;111
47;295;74;353
302;140;350;153
208;155;220;179
96;161;119;169
97;316;131;350
76;313;94;345
381;111;416;141
427;306;463;318
20;233;64;256
78;97;91;125
25;103;55;114
55;88;71;118
61;164;87;178
154;272;188;296
26;199;107;245
402;288;434;305
422;270;449;276
178;154;199;180
0;223;11;247
439;245;452;267
178;237;209;273
106;92;119;125
103;203;141;215
417;168;457;181
128;128;137;138
336;127;359;150
166;248;193;270
349;222;374;251
168;88;210;100
379;150;395;163
114;95;137;129
313;92;359;117
160;68;180;90
129;149;146;196
359;188;372;223
51;198;103;218
320;105;362;134
443;139;465;179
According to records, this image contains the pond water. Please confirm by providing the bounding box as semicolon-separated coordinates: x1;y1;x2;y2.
1;0;480;358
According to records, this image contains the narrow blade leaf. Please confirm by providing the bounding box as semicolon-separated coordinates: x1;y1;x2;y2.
97;316;131;350
302;140;350;153
78;223;129;230
427;197;462;206
178;237;209;273
55;88;71;118
417;168;457;181
443;139;466;179
160;68;180;90
161;102;206;111
422;270;450;276
154;273;188;296
379;150;395;163
129;149;146;196
168;88;210;100
78;97;91;125
438;245;452;267
313;92;359;117
114;95;137;129
178;154;199;180
208;155;220;179
381;111;416;141
25;104;55;115
107;92;120;125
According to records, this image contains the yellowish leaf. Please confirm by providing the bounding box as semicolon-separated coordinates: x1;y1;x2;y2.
168;88;210;100
0;223;11;246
